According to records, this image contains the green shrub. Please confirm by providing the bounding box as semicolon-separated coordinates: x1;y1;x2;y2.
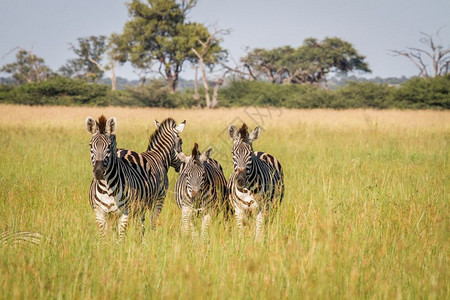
1;75;449;109
219;80;325;108
2;77;109;105
126;80;173;107
391;75;450;109
0;84;14;103
126;80;202;108
331;82;394;109
219;77;449;109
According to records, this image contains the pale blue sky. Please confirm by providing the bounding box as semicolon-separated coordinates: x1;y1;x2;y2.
1;0;449;80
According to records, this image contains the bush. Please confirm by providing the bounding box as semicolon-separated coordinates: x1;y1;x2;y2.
391;75;450;109
331;82;394;109
126;80;174;107
218;77;449;109
1;75;448;109
126;80;201;108
0;84;14;103
1;77;109;105
219;80;326;108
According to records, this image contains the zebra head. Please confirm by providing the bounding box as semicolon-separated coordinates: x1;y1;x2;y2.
176;143;212;200
228;123;261;189
85;115;117;181
151;118;186;172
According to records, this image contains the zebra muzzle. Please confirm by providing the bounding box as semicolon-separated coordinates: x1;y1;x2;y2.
236;170;247;189
93;160;105;180
190;189;201;200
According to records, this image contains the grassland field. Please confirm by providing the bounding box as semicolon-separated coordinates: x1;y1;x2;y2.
0;104;448;299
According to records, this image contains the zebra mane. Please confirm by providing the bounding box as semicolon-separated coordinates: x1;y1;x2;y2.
147;118;176;151
192;143;199;160
98;115;107;134
238;123;249;140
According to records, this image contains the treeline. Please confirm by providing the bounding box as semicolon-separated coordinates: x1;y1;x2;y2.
1;1;448;110
219;76;450;109
0;75;448;109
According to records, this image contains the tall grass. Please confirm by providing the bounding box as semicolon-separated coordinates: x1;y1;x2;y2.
0;104;448;299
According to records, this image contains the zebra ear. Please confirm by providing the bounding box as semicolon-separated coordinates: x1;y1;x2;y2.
200;148;212;162
174;136;183;153
174;138;188;162
85;117;98;134
249;126;261;142
106;117;117;135
228;125;238;140
154;119;160;129
175;120;186;133
176;151;189;163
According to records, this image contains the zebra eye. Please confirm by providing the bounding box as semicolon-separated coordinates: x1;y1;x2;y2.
103;158;108;167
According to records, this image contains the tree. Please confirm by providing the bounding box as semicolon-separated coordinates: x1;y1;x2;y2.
1;48;53;84
390;29;450;78
59;36;108;83
239;46;296;83
112;0;226;92
240;37;371;85
92;36;123;91
191;28;229;108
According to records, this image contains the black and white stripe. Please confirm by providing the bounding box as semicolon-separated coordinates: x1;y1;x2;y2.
227;124;284;240
140;118;186;229
86;116;152;241
174;143;229;239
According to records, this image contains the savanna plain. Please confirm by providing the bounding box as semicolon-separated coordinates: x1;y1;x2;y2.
0;104;448;299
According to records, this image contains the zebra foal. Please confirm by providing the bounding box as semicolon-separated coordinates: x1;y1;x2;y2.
228;124;284;241
175;142;228;239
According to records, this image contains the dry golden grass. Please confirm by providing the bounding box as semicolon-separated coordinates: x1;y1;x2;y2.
1;104;448;131
0;104;448;299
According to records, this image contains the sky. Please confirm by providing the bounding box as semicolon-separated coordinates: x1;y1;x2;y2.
1;0;449;81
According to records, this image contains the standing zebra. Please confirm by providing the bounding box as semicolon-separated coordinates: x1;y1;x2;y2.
140;118;186;229
228;124;284;241
86;116;152;241
175;143;228;239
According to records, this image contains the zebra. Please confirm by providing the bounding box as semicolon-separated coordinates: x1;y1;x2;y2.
174;142;229;239
86;115;152;241
140;117;186;229
227;123;284;241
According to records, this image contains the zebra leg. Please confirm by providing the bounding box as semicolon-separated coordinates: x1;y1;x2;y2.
255;209;265;242
181;206;194;236
201;212;212;241
150;197;165;230
117;213;129;243
94;209;108;241
234;206;246;239
140;213;146;239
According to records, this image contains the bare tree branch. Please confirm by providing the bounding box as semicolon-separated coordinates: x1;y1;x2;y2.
191;28;230;108
391;28;449;77
87;49;117;90
220;62;257;80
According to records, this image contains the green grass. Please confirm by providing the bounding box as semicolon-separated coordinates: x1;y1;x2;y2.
0;106;448;299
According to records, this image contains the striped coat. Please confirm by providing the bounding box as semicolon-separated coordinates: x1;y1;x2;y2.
227;124;284;240
140;118;186;228
175;143;228;239
86;116;152;241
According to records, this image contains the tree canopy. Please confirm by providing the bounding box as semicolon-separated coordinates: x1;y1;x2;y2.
1;49;53;84
59;36;108;83
112;0;226;91
241;37;371;85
